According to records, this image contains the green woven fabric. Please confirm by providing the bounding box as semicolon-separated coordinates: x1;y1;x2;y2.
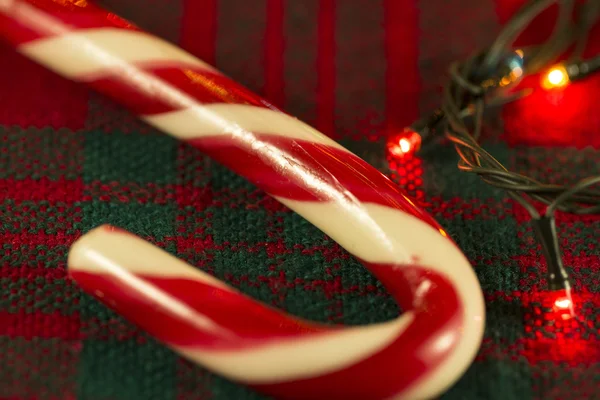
0;0;599;399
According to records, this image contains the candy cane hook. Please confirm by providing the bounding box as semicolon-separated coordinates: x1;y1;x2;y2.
0;1;485;398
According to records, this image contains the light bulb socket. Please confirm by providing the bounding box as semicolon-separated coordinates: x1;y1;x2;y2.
565;56;600;81
531;215;571;291
409;108;445;142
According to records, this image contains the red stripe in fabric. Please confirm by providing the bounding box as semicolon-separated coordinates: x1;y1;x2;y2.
316;0;336;136
264;0;285;107
180;0;218;65
518;337;600;365
0;266;68;280
0;232;77;247
282;0;320;125
216;0;268;94
0;311;81;340
0;45;90;129
85;66;273;115
0;177;83;203
384;0;420;130
334;0;387;140
493;0;557;47
3;175;456;209
188;134;443;231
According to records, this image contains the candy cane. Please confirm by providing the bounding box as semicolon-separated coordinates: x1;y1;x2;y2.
0;1;485;398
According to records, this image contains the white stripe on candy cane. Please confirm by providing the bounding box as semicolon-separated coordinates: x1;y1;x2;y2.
31;29;478;398
19;27;216;78
18;27;350;155
67;228;234;289
141;104;351;151
69;226;415;381
68;197;484;399
179;316;414;384
276;198;485;400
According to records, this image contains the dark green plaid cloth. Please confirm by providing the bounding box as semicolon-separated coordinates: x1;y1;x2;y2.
0;0;599;399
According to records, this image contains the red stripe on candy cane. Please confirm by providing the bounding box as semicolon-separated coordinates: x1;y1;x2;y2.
86;67;274;116
0;0;136;45
191;134;442;225
68;226;460;400
69;271;325;348
0;1;485;399
255;264;460;400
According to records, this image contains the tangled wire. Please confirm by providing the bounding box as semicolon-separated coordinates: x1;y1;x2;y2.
413;0;600;294
444;0;600;216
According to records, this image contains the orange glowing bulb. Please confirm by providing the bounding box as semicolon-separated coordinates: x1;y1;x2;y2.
548;69;565;85
542;65;569;89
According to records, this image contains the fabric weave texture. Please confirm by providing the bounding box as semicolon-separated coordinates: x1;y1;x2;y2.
0;0;599;399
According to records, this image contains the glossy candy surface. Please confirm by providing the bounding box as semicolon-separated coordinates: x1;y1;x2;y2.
0;1;485;398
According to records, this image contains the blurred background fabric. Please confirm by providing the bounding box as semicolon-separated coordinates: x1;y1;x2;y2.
0;0;599;399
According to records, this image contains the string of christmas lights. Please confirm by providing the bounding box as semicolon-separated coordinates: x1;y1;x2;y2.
389;0;600;317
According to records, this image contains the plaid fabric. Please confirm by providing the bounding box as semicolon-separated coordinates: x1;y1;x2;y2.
1;0;599;399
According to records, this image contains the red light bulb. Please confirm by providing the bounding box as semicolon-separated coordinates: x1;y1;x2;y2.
387;128;422;159
551;290;574;320
554;297;571;310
